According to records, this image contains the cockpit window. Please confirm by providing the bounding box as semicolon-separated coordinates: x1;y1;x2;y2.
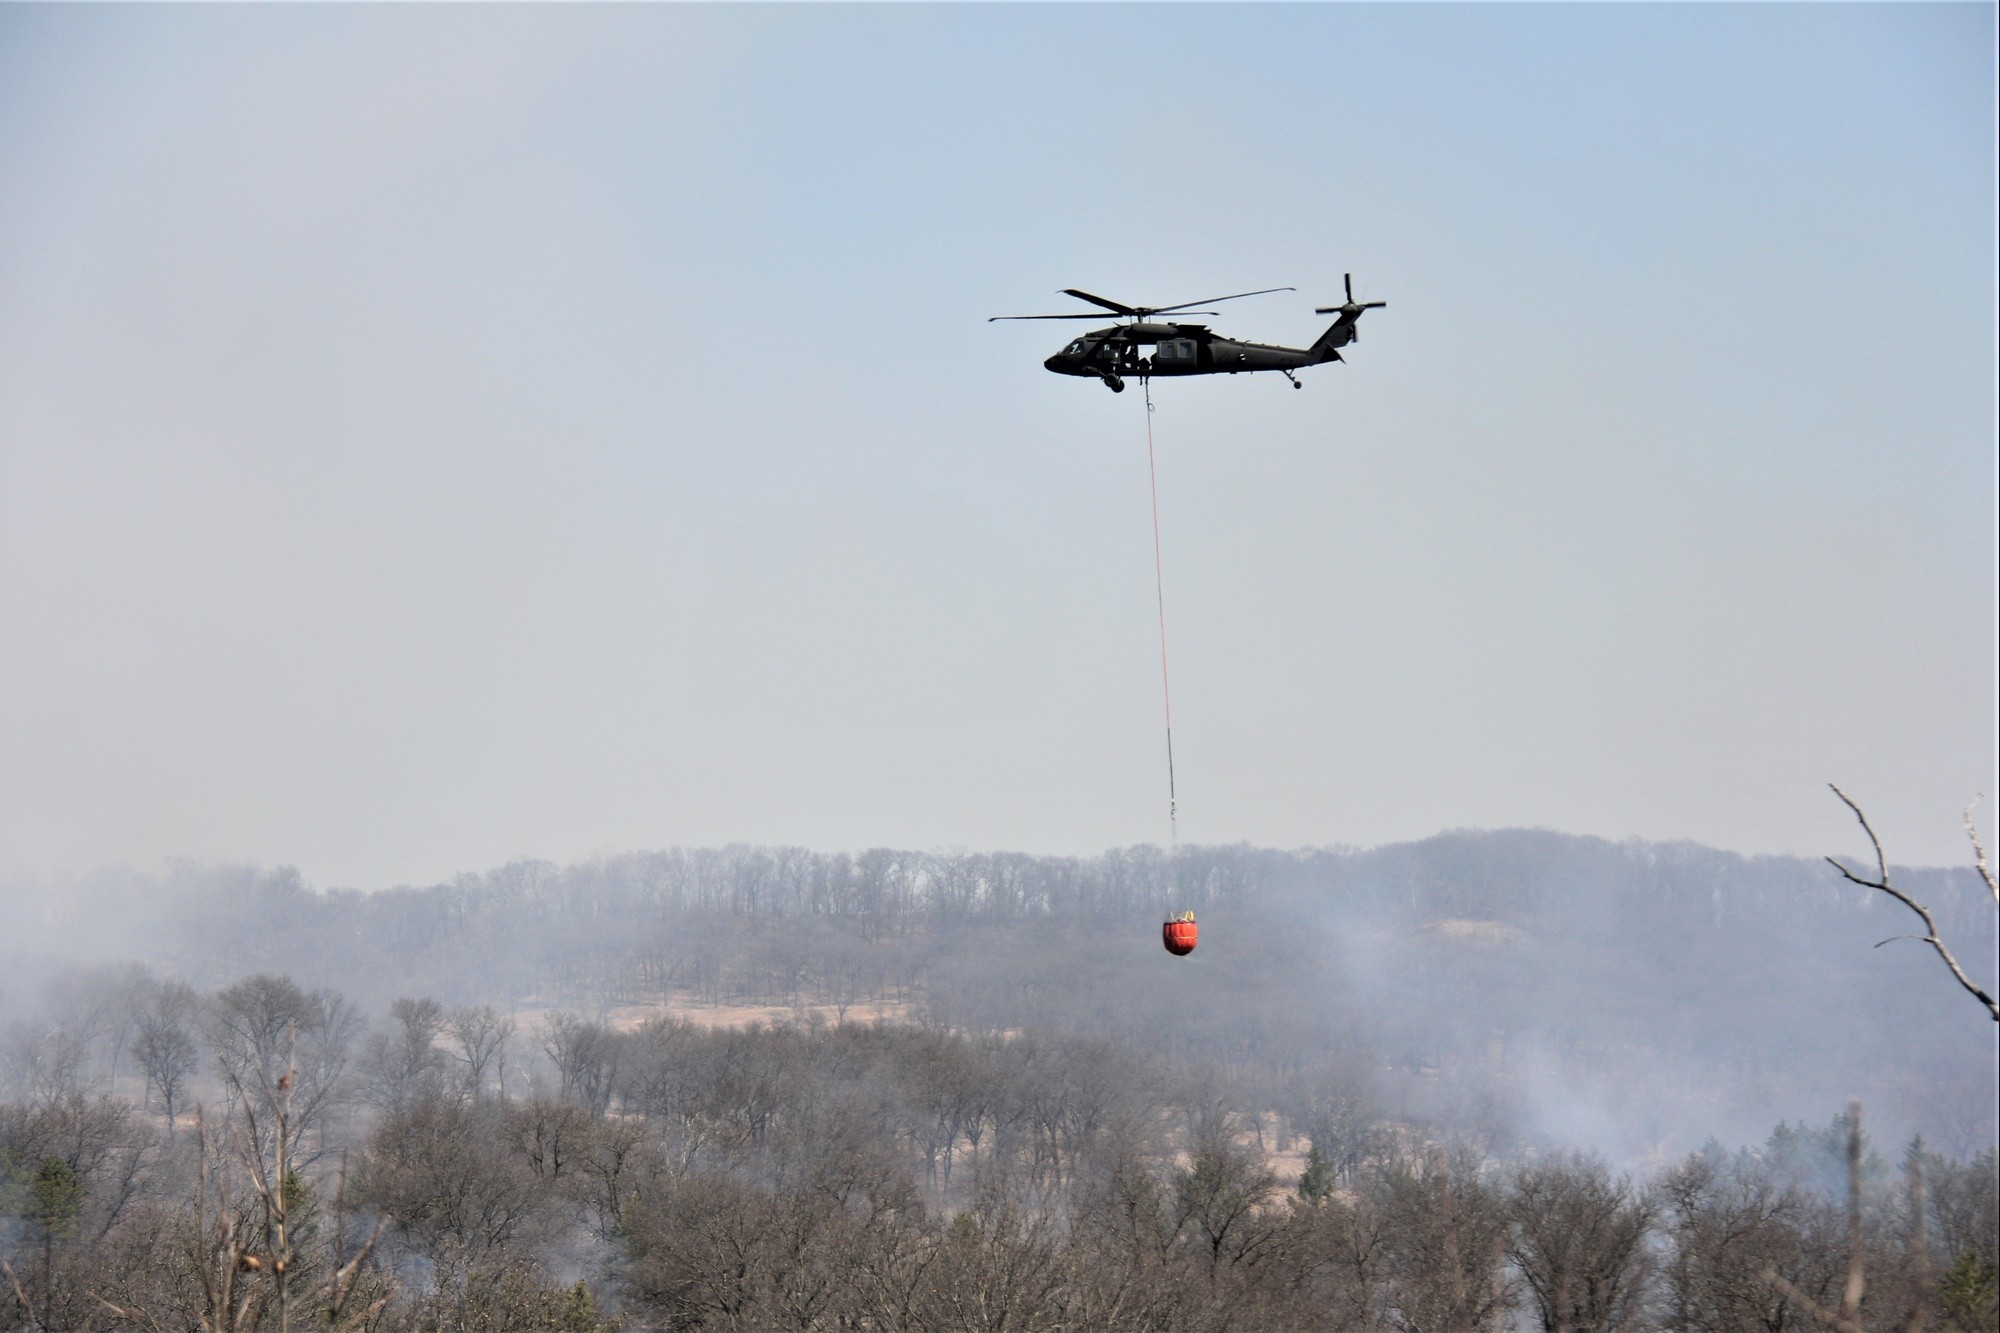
1065;339;1086;356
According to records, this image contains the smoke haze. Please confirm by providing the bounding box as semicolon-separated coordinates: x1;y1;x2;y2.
6;831;1993;1166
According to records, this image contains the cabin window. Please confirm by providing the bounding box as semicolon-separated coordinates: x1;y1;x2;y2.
1157;339;1196;363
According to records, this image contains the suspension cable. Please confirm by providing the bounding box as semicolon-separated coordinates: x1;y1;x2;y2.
1143;378;1179;849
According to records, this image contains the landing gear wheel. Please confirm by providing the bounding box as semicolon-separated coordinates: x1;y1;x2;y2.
1293;380;1303;389
1105;376;1125;393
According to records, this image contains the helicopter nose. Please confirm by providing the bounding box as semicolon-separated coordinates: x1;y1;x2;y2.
1044;355;1063;372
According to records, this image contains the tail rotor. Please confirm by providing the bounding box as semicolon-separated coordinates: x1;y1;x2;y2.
1314;273;1387;343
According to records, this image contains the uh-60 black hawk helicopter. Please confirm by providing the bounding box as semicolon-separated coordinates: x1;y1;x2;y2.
990;275;1386;392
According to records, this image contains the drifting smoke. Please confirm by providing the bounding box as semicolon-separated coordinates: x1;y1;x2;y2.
4;829;1993;1163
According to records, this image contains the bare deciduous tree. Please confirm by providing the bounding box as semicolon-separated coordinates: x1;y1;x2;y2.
350;1098;555;1267
357;997;449;1114
4;1025;87;1109
1375;1147;1514;1333
443;1005;514;1103
1509;1152;1656;1333
540;1012;623;1117
1174;1129;1279;1273
205;975;361;1168
1663;1147;1839;1333
130;1013;198;1137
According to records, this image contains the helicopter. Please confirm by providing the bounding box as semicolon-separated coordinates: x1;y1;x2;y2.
989;275;1386;392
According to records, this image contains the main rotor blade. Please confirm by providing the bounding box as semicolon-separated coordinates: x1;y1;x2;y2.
1061;289;1139;315
988;312;1125;322
1148;286;1294;314
988;310;1224;322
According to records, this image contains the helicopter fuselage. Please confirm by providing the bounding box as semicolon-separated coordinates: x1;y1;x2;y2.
1042;317;1355;391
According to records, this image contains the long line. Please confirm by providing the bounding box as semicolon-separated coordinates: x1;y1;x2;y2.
1143;378;1178;848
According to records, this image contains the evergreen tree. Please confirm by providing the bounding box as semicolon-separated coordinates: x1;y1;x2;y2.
1299;1144;1335;1204
30;1155;83;1241
1940;1252;2000;1333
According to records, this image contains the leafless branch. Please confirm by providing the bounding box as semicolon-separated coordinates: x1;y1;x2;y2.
1968;795;1996;908
321;1218;386;1321
2;1261;36;1332
1841;1102;1864;1325
92;1294;139;1324
1827;785;2000;1022
1765;1266;1867;1333
1760;1106;1870;1333
1834;785;1893;884
1904;1140;1929;1333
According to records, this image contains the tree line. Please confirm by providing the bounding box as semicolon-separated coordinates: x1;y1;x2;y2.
5;831;1995;1166
3;968;1996;1331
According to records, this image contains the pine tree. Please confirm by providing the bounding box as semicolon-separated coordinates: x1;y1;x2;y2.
1298;1144;1334;1204
1940;1252;2000;1333
29;1156;83;1240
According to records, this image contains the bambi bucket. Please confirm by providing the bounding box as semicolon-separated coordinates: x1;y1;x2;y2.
1162;917;1198;956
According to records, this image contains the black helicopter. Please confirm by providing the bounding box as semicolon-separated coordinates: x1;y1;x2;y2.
990;275;1386;392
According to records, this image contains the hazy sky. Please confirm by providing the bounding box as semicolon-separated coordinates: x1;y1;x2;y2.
1;4;1993;890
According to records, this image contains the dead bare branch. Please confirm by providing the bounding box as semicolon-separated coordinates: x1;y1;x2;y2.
91;1294;138;1323
2;1261;36;1332
1765;1266;1868;1333
1759;1105;1870;1333
1968;795;1996;907
1840;1102;1864;1325
322;1218;387;1321
1904;1140;1929;1333
1827;785;1999;1022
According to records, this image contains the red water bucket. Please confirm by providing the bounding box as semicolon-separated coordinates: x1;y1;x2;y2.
1162;919;1198;956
